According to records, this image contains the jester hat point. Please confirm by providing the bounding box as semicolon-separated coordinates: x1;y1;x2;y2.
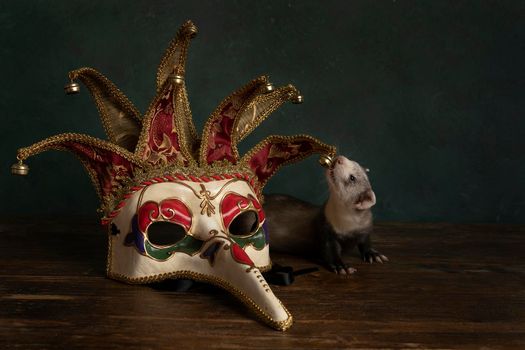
13;20;336;331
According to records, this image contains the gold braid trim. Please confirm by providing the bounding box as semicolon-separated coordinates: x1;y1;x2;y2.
198;76;269;166
134;82;188;165
156;20;197;92
231;84;300;160
36;145;107;202
17;133;143;164
101;160;260;216
173;82;197;166
69;68;142;151
181;81;199;157
241;134;337;189
137;20;199;163
75;152;107;201
156;20;199;154
17;133;145;204
106;267;292;331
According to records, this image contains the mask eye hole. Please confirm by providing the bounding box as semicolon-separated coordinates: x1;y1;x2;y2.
147;222;186;247
228;210;259;237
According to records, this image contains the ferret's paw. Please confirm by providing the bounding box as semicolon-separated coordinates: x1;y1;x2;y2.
362;249;389;264
329;263;357;275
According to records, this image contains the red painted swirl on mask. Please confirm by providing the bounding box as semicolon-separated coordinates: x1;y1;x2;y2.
138;201;160;232
159;198;192;230
220;193;266;230
138;198;192;233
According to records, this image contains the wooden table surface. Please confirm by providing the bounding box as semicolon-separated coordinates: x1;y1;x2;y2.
1;219;524;349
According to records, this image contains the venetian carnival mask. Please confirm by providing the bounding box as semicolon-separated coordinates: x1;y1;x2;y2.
12;20;335;331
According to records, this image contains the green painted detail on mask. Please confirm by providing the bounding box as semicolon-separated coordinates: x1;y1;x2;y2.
145;235;204;260
231;227;266;250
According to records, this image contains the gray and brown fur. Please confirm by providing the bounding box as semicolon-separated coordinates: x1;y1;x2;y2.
264;155;388;274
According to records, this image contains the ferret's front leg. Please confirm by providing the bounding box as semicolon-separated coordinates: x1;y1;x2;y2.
321;235;357;275
357;233;388;264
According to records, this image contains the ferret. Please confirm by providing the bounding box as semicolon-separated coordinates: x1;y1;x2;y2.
264;155;388;275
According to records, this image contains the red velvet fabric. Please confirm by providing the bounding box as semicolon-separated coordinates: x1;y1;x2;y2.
64;141;135;201
205;102;238;164
142;84;187;166
247;138;322;186
203;81;262;165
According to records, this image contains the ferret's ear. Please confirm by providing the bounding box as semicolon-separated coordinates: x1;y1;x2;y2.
355;190;376;210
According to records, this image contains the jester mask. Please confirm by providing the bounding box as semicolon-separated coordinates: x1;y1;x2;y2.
13;20;335;331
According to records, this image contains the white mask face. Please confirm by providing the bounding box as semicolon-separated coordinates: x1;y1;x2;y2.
108;176;292;329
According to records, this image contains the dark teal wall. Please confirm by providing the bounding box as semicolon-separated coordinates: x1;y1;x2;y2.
1;1;524;223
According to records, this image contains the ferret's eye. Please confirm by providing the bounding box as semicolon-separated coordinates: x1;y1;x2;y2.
345;174;356;186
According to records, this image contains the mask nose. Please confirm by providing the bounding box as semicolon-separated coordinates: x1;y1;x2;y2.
195;236;292;330
199;240;223;265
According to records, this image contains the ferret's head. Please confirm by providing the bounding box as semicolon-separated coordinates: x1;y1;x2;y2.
326;155;376;210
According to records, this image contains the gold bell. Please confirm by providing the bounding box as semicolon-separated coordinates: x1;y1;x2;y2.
264;82;275;93
169;74;185;84
292;93;304;104
64;81;80;94
319;154;334;168
185;23;198;38
11;160;29;176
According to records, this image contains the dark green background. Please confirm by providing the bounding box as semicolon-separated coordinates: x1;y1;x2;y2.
1;1;524;223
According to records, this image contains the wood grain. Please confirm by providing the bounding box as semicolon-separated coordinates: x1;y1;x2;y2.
1;219;524;349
